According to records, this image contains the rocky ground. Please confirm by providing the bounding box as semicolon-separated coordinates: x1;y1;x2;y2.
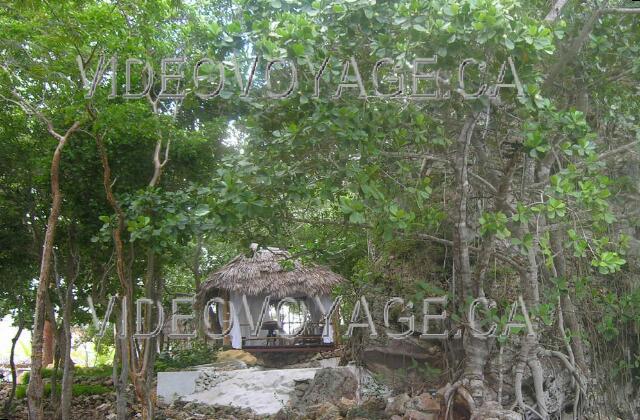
0;380;450;420
0;364;463;420
0;383;264;419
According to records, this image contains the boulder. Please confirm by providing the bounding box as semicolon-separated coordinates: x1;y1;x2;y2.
385;393;410;416
403;409;436;420
406;393;441;413
306;402;342;420
337;397;357;412
299;368;358;406
470;402;523;420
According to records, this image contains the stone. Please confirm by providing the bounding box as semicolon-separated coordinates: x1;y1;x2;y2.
337;397;357;412
385;393;411;416
96;402;111;411
407;393;441;413
307;402;341;420
360;397;386;412
363;338;443;377
470;402;523;420
403;409;436;420
299;367;358;406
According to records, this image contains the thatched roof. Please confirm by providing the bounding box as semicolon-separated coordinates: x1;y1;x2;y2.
198;244;345;299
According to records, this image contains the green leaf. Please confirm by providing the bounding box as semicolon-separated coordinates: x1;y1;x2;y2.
194;204;210;217
349;212;365;224
413;24;428;33
504;38;514;50
291;43;305;57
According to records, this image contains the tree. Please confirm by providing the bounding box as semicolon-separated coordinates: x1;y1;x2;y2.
1;0;639;418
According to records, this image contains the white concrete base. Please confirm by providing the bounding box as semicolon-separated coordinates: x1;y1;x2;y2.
156;362;362;415
156;370;201;403
184;367;319;415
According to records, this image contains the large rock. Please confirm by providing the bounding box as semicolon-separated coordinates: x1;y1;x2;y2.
403;409;436;420
406;393;441;413
470;402;522;420
336;397;357;412
385;393;410;416
299;367;358;406
386;392;441;419
363;338;443;392
216;349;258;366
306;402;342;420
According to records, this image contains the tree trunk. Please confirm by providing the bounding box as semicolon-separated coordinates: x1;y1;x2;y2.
59;281;74;420
138;250;161;420
49;328;60;412
96;132;135;419
452;115;479;302
46;292;60;412
43;320;55;367
113;306;130;420
27;121;79;420
3;316;24;417
95;117;170;419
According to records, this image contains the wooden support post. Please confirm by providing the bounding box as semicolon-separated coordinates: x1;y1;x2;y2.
223;290;231;347
332;310;340;345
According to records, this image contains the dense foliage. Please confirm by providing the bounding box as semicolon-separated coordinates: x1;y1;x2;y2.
1;0;639;418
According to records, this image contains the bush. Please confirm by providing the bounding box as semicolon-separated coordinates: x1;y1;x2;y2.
14;383;111;399
155;340;219;371
21;365;112;384
72;384;111;396
74;365;112;378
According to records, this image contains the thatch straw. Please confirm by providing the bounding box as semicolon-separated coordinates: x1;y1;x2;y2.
197;245;344;300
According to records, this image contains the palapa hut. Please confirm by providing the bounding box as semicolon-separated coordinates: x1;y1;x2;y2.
196;243;344;352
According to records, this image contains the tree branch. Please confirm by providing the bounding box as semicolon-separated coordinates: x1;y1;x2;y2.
545;0;570;22
543;1;610;92
602;8;640;14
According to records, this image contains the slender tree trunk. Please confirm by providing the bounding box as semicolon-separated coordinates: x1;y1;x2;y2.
50;330;60;412
59;282;74;420
453;116;479;301
139;250;161;420
550;230;588;372
27;121;79;420
96;132;135;419
46;292;60;412
3;316;24;416
113;307;130;420
43;320;55;367
95;118;171;419
453;115;496;405
135;132;170;419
